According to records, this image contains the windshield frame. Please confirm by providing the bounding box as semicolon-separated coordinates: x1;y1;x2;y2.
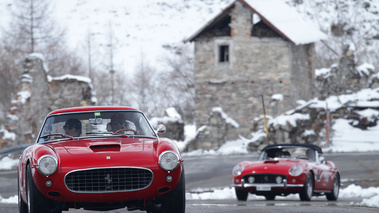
36;109;158;143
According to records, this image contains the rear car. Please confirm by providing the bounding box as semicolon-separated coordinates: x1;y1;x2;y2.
232;144;340;201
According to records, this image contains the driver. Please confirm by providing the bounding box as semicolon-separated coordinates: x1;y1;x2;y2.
306;149;315;161
64;118;82;137
110;114;126;132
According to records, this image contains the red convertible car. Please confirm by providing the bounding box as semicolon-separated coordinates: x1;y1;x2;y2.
232;144;340;201
18;106;185;213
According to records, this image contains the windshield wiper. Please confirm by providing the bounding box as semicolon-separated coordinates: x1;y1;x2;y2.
40;133;74;140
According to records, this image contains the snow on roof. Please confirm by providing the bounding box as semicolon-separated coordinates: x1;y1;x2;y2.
187;0;326;45
48;74;92;84
243;0;327;45
27;53;49;73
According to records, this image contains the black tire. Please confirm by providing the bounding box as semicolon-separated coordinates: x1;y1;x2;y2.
26;164;57;213
264;193;276;200
326;173;340;201
18;175;27;213
299;172;314;201
235;188;248;201
160;169;186;213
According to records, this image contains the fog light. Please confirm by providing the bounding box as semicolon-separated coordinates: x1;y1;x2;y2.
166;175;172;183
235;178;240;183
292;178;296;183
275;176;283;184
45;180;52;187
248;176;255;183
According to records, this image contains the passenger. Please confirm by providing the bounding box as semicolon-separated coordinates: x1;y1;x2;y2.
64;118;82;137
110;114;126;132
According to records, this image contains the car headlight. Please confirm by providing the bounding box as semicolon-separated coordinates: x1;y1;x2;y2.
37;155;57;176
232;164;245;176
159;151;180;172
289;164;303;176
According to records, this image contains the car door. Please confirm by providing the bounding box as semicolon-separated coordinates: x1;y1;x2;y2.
313;153;334;191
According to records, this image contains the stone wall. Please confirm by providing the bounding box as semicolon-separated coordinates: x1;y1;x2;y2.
193;1;314;139
245;45;378;151
187;107;239;151
3;54;95;147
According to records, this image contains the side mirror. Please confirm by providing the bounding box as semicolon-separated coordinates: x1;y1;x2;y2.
156;124;166;134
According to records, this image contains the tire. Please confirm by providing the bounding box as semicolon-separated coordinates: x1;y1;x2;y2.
160;169;186;213
26;164;58;213
326;173;340;201
299;172;313;201
235;188;248;201
18;176;27;213
264;193;276;200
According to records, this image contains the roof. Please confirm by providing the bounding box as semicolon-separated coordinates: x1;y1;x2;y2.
48;106;139;116
187;0;326;45
262;143;323;154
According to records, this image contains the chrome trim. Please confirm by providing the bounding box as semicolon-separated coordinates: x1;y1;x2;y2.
158;150;180;172
232;183;304;188
64;166;154;194
36;154;58;177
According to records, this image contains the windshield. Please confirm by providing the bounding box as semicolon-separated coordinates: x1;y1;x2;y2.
38;110;157;142
258;146;318;162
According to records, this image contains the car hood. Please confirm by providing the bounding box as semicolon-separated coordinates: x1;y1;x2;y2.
45;137;158;169
55;138;148;154
243;159;306;174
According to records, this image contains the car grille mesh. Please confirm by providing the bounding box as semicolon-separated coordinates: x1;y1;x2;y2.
243;174;287;184
65;167;153;193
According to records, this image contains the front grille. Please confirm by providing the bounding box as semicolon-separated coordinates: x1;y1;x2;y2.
65;167;153;193
243;174;287;184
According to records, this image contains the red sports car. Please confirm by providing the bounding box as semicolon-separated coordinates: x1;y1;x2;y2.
18;106;185;213
232;144;340;201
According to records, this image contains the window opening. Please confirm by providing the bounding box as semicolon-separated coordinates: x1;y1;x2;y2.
219;45;229;62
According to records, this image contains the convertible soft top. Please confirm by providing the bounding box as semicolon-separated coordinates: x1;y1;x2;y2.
262;143;323;154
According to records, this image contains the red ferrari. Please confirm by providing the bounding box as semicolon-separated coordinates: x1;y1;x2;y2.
18;106;185;213
232;144;340;201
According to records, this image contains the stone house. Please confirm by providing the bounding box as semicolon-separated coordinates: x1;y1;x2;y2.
186;0;326;137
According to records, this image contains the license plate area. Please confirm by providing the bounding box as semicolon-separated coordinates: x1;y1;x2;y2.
256;186;271;191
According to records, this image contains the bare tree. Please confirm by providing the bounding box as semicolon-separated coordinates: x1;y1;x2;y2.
5;0;65;53
289;0;379;69
162;43;195;123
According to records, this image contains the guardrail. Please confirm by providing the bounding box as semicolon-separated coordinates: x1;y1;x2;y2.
0;144;31;155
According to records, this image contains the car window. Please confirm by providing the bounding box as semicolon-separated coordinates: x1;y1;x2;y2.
258;147;316;162
38;111;157;142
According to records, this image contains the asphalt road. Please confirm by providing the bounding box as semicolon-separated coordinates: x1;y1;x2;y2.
1;152;379;212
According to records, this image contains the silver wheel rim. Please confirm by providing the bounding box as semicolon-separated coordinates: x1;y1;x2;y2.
333;178;339;197
307;177;313;197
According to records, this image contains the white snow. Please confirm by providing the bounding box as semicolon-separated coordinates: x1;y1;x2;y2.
0;156;18;170
186;184;379;207
48;74;92;84
212;107;240;128
244;0;327;45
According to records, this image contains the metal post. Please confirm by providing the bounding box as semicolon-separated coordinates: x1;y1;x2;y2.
260;95;269;144
110;69;115;105
254;94;269;144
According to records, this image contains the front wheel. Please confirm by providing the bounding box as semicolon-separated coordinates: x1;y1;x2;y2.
299;172;314;201
18;176;27;213
159;169;186;213
326;173;340;201
235;188;248;201
264;193;276;200
26;164;59;213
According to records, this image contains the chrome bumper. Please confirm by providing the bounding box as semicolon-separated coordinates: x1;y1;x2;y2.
232;179;303;189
